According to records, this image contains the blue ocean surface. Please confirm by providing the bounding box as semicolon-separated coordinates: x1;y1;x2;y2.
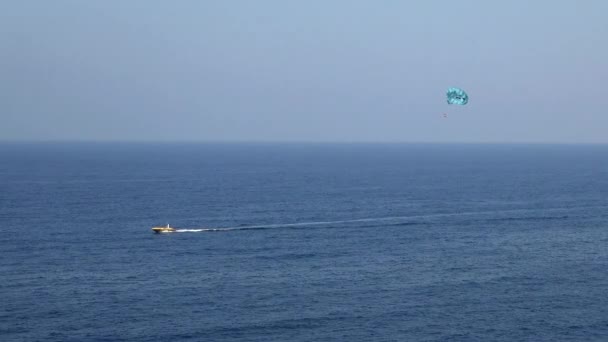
2;142;608;342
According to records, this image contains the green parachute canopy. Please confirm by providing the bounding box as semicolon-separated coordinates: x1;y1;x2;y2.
446;87;468;105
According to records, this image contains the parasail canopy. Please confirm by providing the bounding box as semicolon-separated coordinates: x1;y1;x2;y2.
446;87;468;105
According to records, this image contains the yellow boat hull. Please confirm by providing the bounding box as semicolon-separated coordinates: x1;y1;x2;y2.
152;226;177;233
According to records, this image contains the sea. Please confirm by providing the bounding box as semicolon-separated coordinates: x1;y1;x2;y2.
2;142;608;342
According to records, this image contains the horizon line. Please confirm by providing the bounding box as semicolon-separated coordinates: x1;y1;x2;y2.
1;139;607;146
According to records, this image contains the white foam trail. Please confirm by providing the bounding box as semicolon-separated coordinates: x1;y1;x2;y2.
175;228;236;232
172;205;608;233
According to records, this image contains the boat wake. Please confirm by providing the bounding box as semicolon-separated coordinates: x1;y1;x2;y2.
175;228;233;233
161;204;607;234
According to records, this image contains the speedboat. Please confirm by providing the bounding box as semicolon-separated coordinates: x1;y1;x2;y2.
152;224;177;233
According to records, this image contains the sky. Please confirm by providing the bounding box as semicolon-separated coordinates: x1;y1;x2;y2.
1;0;607;143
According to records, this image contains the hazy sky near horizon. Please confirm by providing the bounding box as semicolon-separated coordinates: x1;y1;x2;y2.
1;1;607;143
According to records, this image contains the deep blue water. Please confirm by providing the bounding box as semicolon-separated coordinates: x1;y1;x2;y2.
2;142;608;341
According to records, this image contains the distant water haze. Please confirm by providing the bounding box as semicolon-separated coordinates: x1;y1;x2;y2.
1;1;607;143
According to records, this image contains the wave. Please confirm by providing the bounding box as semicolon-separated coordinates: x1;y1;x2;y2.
484;215;569;223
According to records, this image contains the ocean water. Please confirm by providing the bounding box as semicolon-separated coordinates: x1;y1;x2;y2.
2;142;608;342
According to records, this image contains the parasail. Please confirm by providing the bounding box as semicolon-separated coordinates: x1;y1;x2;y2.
446;87;468;105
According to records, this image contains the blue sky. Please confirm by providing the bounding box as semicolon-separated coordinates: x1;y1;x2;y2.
1;1;607;143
